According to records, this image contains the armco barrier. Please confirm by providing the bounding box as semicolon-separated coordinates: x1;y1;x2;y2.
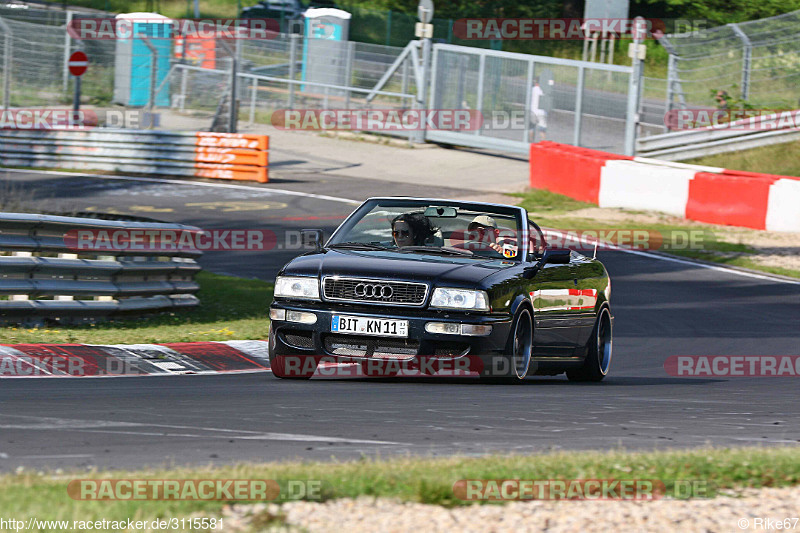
0;213;202;324
0;130;269;183
529;141;800;232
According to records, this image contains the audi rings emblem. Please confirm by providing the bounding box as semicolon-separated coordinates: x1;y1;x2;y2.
354;283;393;299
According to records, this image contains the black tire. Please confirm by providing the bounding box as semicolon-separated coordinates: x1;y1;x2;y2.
480;307;533;383
269;353;318;380
567;307;612;382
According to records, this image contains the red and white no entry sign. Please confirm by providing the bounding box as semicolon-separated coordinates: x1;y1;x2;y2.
68;51;88;77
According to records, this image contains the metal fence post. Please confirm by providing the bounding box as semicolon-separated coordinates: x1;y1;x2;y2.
524;58;534;143
249;77;258;124
401;57;409;95
344;41;354;109
288;33;298;109
140;37;158;129
729;23;752;101
666;53;676;120
62;10;73;93
573;65;585;146
229;37;240;133
179;66;188;111
624;17;646;156
474;51;485;137
0;17;11;111
385;9;392;46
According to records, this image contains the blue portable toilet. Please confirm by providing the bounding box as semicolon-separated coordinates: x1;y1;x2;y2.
113;13;172;107
301;8;351;94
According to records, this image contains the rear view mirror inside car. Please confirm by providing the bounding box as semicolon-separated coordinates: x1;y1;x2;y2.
424;206;458;218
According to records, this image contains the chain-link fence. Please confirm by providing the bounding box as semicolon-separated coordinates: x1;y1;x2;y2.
428;45;636;154
0;6;642;154
658;8;800;111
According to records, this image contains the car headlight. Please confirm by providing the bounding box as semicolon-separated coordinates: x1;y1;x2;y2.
274;276;320;300
430;288;490;311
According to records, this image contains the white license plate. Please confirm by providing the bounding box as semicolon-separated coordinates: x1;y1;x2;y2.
331;315;408;338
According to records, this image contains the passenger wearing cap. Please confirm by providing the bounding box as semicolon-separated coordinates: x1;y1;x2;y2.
467;215;505;253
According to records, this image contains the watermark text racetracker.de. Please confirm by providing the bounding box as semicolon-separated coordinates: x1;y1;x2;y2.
68;18;279;40
451;18;710;40
64;228;713;253
0;109;155;130
665;356;800;377
665;108;800;131
67;479;322;501
452;479;716;501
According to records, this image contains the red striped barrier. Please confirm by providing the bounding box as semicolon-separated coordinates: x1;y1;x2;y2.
528;141;800;232
686;172;777;230
530;142;632;204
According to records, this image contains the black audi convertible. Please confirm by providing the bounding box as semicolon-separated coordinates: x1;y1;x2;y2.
268;198;612;382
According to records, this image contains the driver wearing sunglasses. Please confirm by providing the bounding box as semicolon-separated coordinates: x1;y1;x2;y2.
391;212;436;248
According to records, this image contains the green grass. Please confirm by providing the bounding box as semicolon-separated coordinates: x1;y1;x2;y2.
0;272;272;345
687;140;800;178
1;446;799;530
510;189;595;216
512;188;800;279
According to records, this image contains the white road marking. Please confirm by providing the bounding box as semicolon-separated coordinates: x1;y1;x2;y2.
15;454;93;459
0;415;404;445
1;168;360;205
0;452;8;459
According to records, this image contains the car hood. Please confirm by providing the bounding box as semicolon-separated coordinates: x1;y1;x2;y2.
280;249;517;287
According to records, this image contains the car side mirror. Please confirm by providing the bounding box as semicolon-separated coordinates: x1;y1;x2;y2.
301;229;324;251
542;248;571;265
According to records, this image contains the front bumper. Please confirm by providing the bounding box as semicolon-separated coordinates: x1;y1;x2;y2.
268;300;512;362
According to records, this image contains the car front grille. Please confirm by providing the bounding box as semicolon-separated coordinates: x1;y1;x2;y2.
322;277;428;306
281;330;314;350
432;341;471;357
323;334;419;359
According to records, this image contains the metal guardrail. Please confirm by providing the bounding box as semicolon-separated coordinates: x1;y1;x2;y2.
0;130;270;182
0;213;202;324
636;111;800;160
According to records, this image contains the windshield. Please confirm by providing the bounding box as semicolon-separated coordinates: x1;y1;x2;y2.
329;200;524;260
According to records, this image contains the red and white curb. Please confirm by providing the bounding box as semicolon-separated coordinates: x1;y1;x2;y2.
0;340;272;378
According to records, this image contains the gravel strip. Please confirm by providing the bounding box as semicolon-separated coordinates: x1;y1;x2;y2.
222;485;800;532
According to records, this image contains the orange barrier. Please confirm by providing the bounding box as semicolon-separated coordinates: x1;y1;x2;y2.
530;141;632;204
193;133;269;183
686;172;777;230
195;132;269;151
194;164;268;183
194;147;269;167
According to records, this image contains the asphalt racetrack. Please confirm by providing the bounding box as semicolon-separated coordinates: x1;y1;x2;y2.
0;169;799;472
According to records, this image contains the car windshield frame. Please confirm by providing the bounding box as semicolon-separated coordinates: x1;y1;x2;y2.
327;198;530;262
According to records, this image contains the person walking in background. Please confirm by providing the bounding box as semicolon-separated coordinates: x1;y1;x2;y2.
529;80;547;142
